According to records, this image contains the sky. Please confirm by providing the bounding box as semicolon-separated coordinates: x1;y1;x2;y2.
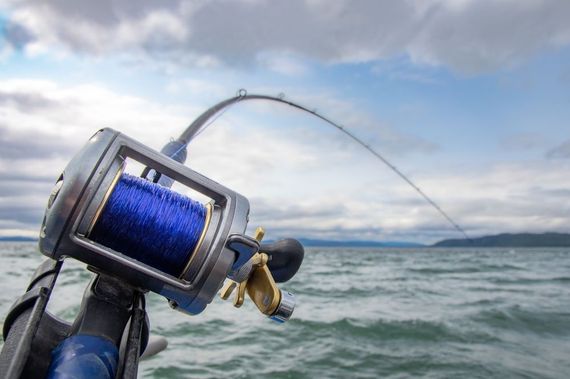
0;0;569;244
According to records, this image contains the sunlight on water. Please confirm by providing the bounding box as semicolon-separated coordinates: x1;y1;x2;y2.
1;243;569;378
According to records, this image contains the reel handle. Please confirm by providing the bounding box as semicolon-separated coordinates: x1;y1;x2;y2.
219;232;303;322
261;239;305;283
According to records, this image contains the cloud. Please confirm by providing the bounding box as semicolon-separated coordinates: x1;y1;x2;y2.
546;139;570;159
0;129;75;161
2;0;570;73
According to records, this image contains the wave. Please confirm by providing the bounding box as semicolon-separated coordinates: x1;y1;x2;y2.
289;317;500;345
471;306;570;336
407;263;526;275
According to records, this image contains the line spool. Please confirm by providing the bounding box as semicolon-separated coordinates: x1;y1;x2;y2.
88;171;212;277
39;128;256;315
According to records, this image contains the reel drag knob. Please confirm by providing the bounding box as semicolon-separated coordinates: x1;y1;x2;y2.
270;290;295;323
261;238;304;283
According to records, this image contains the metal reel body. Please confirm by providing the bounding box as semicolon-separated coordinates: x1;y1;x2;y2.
39;128;254;315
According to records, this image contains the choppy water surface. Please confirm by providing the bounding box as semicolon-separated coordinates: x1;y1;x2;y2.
1;242;569;378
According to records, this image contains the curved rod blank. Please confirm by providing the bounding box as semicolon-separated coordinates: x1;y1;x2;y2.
178;91;470;241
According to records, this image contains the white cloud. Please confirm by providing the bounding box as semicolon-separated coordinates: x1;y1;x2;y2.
3;0;570;73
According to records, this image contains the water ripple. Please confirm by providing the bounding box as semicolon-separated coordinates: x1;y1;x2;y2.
0;243;569;378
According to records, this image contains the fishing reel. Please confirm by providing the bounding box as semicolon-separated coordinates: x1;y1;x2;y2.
39;128;303;321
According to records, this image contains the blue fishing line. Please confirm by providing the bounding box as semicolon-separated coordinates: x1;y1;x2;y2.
90;173;207;277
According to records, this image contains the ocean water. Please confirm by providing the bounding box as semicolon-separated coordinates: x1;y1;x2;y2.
0;242;569;378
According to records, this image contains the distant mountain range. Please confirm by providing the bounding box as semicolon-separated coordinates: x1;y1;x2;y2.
433;232;570;247
278;233;570;248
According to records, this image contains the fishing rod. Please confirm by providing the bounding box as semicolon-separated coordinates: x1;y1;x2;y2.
176;89;470;241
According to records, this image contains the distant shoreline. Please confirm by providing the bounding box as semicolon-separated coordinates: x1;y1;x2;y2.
432;232;570;248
